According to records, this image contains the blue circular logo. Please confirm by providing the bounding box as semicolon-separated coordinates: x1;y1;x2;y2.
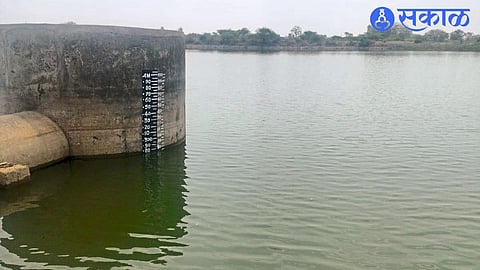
370;7;395;32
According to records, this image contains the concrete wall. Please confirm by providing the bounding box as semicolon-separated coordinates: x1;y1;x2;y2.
0;111;69;168
0;24;185;156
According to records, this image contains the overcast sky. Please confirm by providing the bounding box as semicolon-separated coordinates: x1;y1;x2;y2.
0;0;478;36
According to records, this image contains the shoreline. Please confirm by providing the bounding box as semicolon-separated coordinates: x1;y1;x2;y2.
186;43;480;53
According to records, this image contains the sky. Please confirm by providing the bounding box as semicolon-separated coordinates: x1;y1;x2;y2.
0;0;479;36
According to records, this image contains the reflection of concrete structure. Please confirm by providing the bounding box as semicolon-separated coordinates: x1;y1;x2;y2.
0;143;188;268
0;24;185;172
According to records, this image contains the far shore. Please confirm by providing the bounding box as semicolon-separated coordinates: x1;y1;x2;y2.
186;43;480;53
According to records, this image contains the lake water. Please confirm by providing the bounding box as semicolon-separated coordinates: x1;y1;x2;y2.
1;51;480;269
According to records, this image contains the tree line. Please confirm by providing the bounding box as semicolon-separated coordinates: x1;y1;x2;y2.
185;25;480;50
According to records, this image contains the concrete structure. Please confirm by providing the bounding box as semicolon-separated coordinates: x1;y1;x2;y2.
0;162;30;187
0;111;69;169
0;24;185;159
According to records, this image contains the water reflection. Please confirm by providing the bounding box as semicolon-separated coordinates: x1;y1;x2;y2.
0;143;188;269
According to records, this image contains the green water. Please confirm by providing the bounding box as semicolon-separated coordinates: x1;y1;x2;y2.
1;51;480;269
0;146;187;269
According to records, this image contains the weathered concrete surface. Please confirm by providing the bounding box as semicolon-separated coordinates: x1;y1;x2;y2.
0;162;31;187
0;111;69;168
0;24;185;156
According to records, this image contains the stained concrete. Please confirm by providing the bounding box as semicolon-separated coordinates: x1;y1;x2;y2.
0;24;185;156
0;162;31;188
0;111;69;169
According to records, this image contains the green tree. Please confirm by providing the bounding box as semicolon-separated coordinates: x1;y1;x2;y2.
216;28;252;45
250;28;281;46
424;29;448;42
185;33;201;44
412;34;426;43
464;32;475;42
389;24;412;41
364;25;385;41
301;31;325;44
358;36;370;47
197;33;220;45
450;29;465;42
236;28;251;43
289;25;303;40
217;29;237;45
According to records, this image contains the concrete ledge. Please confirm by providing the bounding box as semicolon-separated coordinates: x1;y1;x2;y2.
0;162;30;188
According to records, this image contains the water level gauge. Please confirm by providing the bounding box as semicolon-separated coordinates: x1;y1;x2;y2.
141;69;166;153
